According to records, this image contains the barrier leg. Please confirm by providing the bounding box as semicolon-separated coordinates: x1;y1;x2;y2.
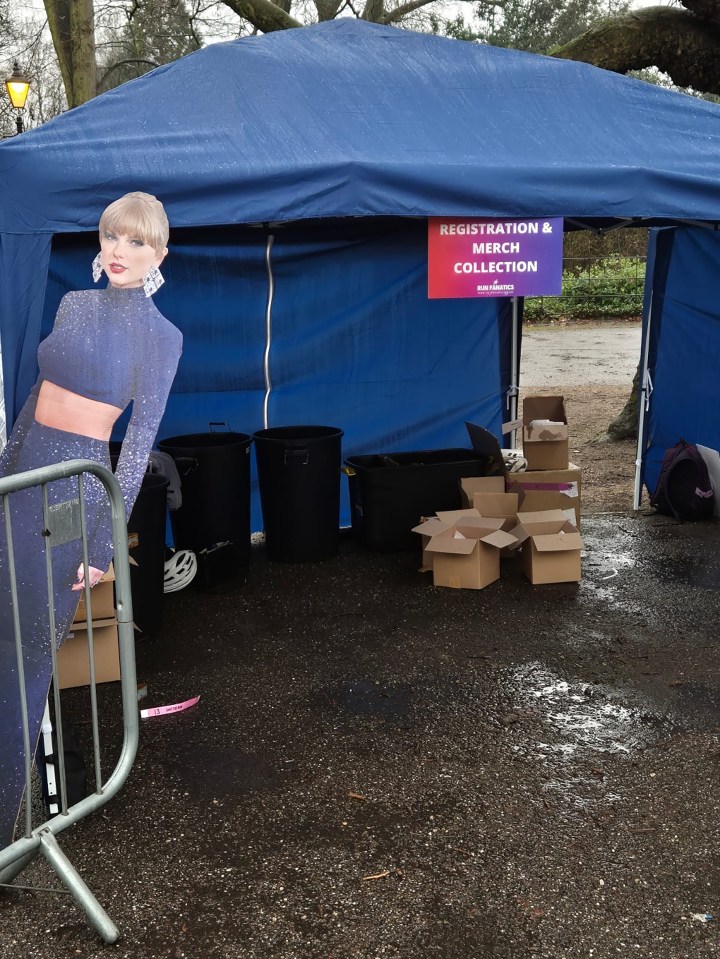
0;848;39;886
38;828;119;944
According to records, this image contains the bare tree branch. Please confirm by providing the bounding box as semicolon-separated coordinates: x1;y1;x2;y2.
382;0;473;25
219;0;301;30
314;0;342;20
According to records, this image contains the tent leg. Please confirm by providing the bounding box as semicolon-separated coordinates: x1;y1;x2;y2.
633;290;653;510
509;297;520;449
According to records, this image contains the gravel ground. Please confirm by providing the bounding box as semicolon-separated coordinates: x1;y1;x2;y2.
4;321;720;959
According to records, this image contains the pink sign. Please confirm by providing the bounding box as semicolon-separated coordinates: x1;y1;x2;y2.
428;217;563;299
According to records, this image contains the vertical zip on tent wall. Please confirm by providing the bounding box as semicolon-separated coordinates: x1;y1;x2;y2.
633;288;654;510
262;233;275;430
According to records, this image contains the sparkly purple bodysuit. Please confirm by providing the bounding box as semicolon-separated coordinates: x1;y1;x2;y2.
0;286;182;843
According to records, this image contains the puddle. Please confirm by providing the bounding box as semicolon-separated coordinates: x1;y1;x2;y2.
507;664;672;759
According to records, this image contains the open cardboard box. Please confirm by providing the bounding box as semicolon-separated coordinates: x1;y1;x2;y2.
420;509;483;571
471;491;519;530
413;512;516;589
459;476;505;508
416;516;450;572
522;396;569;471
510;508;583;585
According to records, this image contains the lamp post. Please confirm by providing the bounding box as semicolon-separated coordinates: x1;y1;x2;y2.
4;62;31;135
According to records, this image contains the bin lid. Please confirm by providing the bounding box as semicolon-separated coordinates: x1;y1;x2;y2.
253;426;343;443
158;432;252;450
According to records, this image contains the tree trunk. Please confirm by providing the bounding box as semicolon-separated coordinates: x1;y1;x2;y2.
606;364;639;441
43;0;97;108
553;6;720;95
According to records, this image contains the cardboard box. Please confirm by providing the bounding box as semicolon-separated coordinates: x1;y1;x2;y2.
413;513;516;590
459;476;506;508
72;564;115;625
56;619;120;689
522;396;569;471
507;464;581;527
471;491;519;530
435;507;489;524
511;509;583;585
415;516;450;572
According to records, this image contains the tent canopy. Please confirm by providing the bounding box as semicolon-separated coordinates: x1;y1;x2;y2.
2;20;720;526
2;19;720;235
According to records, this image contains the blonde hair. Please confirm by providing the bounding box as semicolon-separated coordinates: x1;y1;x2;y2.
99;192;169;254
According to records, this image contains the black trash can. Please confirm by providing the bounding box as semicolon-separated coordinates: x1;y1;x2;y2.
157;432;252;586
126;473;169;637
110;446;170;637
253;426;343;563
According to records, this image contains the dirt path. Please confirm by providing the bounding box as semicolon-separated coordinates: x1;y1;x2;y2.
521;321;641;387
520;321;643;513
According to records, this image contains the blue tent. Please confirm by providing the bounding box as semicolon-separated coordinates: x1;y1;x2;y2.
2;19;720;523
638;227;720;504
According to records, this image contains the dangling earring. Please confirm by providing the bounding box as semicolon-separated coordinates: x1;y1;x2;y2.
143;264;164;298
92;253;103;283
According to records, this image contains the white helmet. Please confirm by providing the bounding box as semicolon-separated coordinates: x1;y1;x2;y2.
163;549;198;593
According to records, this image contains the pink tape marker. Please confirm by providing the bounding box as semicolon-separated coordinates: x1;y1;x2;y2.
140;695;200;720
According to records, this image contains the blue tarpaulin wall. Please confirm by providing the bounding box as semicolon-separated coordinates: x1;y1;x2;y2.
641;227;720;497
44;220;512;527
4;18;720;526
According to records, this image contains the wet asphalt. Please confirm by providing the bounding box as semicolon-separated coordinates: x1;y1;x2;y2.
2;511;720;958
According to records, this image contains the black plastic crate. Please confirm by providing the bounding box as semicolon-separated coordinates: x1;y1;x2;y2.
344;448;495;551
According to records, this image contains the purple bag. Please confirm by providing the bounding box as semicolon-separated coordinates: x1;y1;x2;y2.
650;439;715;520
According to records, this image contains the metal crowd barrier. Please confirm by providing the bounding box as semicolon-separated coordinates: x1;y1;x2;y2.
0;459;138;943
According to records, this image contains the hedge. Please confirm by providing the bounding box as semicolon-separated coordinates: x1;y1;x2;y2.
524;255;644;320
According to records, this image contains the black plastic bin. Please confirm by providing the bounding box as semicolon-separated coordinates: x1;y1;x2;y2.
253;426;343;563
157;432;252;586
345;448;495;552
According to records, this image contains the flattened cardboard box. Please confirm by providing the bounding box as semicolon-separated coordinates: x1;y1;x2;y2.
414;514;516;590
522;396;569;471
57;618;120;689
508;464;581;528
511;509;583;585
73;563;115;625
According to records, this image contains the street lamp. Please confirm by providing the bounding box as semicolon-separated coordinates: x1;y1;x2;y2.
5;62;31;135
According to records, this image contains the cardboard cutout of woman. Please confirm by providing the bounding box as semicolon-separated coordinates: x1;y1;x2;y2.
0;193;183;845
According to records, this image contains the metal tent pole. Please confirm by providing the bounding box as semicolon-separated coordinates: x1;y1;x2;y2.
633;289;653;510
509;297;520;448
